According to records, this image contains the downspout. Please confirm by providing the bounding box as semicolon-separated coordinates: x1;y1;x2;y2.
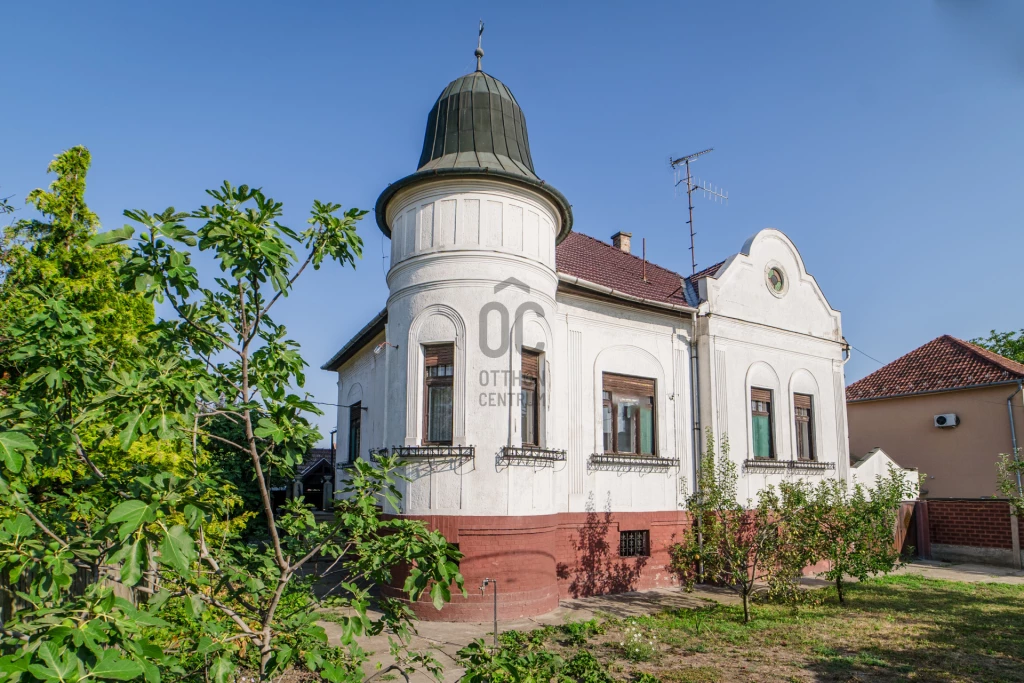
1008;380;1023;497
689;308;704;583
690;310;701;494
839;340;852;483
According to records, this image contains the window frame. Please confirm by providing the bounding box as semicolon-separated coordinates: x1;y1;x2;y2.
422;343;454;445
601;373;657;456
793;393;815;461
347;401;361;462
750;387;775;460
521;348;541;447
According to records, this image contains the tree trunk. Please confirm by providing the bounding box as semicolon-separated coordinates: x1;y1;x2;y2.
836;576;845;604
742;590;750;623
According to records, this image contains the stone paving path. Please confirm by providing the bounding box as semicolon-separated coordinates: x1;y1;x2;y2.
894;559;1024;584
318;560;1024;682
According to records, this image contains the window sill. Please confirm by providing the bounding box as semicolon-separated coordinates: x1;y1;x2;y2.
588;453;676;472
498;446;567;466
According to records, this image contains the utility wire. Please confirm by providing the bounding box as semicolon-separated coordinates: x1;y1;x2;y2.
310;400;366;409
849;343;885;366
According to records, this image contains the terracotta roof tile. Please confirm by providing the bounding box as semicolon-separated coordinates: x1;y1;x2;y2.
555;232;718;308
846;335;1024;402
325;232;727;369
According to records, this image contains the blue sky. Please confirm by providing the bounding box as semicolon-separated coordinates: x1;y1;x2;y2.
3;1;1022;443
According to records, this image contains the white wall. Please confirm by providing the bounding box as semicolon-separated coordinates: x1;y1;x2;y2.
851;448;920;499
334;217;853;516
696;229;850;501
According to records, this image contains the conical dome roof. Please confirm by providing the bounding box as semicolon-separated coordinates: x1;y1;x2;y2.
416;71;536;178
376;67;573;243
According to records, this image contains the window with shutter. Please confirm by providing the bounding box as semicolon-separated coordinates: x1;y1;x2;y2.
423;343;454;444
602;373;656;455
521;349;541;446
750;387;774;459
794;393;815;461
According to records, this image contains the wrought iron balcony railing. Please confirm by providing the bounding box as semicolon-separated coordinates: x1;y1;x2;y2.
744;458;836;472
498;446;567;466
588;453;677;472
375;445;476;462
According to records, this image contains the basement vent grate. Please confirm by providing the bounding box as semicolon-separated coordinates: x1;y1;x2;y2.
619;530;650;558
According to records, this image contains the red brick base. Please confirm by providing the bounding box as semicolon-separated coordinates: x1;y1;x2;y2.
382;510;693;621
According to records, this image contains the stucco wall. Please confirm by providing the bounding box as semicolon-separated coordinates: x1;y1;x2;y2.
334;331;387;464
847;384;1024;499
695;229;849;501
335;224;852;518
848;448;919;497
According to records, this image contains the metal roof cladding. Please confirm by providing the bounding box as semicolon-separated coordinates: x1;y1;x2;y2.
416;71;535;177
375;61;573;244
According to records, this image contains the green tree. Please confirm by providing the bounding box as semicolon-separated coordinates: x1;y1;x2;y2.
671;430;811;623
117;182;464;680
971;329;1024;364
806;467;912;604
0;172;464;682
0;146;153;366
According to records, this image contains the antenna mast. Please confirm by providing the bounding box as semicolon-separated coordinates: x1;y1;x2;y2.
670;148;728;275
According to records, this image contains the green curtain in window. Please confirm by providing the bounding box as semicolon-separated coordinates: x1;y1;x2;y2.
639;406;654;455
752;414;771;459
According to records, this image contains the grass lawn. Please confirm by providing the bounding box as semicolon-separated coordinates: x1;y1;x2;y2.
492;575;1024;682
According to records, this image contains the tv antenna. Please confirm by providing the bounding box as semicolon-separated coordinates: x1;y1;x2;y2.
670;148;728;275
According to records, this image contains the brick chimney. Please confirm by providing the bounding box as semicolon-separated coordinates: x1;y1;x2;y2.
611;231;632;254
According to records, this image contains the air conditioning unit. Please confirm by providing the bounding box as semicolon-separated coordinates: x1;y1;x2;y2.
934;414;960;428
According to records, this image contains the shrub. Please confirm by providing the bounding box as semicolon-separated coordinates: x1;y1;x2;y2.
671;430;812;622
618;620;657;662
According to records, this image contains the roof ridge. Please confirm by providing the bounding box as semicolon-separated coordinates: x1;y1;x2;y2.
945;335;1024;378
846;333;1024;402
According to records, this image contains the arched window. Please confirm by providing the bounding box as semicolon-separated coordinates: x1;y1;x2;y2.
750;387;775;460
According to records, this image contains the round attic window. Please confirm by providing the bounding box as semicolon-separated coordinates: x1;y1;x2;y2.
765;265;787;297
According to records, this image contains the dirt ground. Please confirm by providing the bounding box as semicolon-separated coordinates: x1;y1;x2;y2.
316;561;1024;682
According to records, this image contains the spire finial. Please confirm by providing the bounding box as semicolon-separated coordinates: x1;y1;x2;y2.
475;20;485;71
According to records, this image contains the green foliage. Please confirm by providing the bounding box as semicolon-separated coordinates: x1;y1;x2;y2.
803;467;912;604
617;620;656;662
672;430;911;619
972;329;1024;364
632;674;661;683
559;618;603;646
0;146;154;367
563;649;614;683
457;637;565;683
0;155;464;683
671;430;812;623
996;452;1024;517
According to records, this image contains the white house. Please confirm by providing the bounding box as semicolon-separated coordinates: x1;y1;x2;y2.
323;51;850;621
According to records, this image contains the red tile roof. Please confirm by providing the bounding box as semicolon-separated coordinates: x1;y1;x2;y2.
325;232;727;369
555;232;717;308
846;335;1024;402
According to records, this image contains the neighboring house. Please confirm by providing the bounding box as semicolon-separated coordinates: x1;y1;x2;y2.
272;446;336;512
850;447;919;498
847;335;1024;499
323;51;851;621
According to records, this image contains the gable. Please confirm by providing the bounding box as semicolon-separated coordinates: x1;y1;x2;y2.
700;229;841;342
